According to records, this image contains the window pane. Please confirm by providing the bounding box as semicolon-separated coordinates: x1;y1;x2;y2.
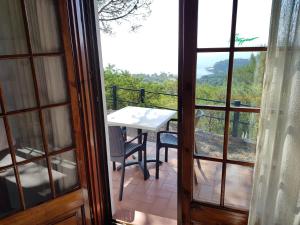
43;106;74;152
195;110;225;159
231;52;266;107
196;53;229;106
193;160;222;204
25;0;62;53
0;168;21;218
51;150;79;195
34;56;69;106
235;0;272;47
0;59;37;112
228;112;259;163
0;119;12;168
225;164;253;210
18;159;52;208
198;0;232;47
231;52;266;108
0;0;28;55
8;112;44;162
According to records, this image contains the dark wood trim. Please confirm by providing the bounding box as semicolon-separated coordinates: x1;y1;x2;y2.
193;155;255;167
195;105;260;113
67;0;112;224
0;102;71;117
0;83;26;210
0;190;85;225
20;0;57;199
0;52;64;60
221;0;238;207
197;46;267;52
178;0;198;224
191;204;248;225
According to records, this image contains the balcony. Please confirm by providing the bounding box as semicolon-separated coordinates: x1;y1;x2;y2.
111;141;253;224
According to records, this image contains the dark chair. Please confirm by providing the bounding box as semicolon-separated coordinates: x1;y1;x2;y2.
109;126;148;201
155;110;203;180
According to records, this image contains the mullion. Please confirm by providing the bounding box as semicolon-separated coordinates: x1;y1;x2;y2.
0;102;71;118
20;0;56;199
193;155;254;167
220;0;239;207
197;46;267;53
0;86;26;210
0;52;64;60
195;104;261;113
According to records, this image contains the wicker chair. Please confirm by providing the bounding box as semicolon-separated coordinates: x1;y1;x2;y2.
109;126;148;200
155;110;203;180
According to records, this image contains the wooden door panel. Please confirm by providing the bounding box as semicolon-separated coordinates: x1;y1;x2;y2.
0;0;92;224
0;190;86;225
191;206;248;225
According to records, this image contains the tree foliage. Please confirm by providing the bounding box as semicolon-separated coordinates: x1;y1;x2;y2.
97;0;152;34
104;52;267;141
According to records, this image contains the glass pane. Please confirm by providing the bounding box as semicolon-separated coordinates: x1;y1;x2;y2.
51;150;79;195
197;0;232;47
25;0;62;53
193;160;222;204
34;56;69;106
0;59;37;112
0;0;28;55
8;112;44;162
228;112;259;162
196;53;229;106
0;119;12;167
195;110;225;159
0;168;21;218
43;106;73;152
225;164;253;210
18;159;52;208
235;0;272;47
231;52;266;108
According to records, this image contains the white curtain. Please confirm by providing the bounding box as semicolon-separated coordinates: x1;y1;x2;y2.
248;0;300;224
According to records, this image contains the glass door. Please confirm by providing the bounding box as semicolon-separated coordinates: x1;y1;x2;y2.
178;0;271;224
0;0;91;223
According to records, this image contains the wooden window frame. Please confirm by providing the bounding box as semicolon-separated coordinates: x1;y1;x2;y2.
179;0;269;224
0;0;112;224
0;0;83;211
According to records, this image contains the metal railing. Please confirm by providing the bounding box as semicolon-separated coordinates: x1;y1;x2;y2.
105;85;251;137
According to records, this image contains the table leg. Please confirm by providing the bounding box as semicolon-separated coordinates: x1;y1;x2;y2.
137;129;142;162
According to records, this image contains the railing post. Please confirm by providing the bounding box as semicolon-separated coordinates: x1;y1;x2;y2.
140;88;145;104
232;100;241;137
112;85;117;110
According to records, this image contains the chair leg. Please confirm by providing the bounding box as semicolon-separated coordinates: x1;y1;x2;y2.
165;147;168;162
143;149;147;180
119;162;125;201
156;145;160;179
194;169;198;185
113;162;116;171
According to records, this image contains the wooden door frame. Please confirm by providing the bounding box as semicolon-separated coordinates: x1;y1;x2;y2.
66;0;113;224
0;0;112;224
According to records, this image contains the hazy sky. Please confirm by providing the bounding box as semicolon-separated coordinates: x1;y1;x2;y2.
100;0;272;75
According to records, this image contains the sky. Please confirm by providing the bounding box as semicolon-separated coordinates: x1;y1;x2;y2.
100;0;272;75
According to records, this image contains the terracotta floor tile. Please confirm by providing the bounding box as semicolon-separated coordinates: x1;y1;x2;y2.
111;141;253;224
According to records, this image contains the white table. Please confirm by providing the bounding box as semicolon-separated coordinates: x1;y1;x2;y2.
107;106;177;179
107;106;176;131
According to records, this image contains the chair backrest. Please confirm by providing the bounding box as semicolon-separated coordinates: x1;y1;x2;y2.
108;126;125;158
194;110;203;154
195;109;203;126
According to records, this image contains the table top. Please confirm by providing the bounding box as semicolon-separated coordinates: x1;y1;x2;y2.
107;106;177;132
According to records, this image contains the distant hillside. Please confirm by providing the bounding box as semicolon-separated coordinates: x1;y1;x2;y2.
133;72;177;82
198;58;250;85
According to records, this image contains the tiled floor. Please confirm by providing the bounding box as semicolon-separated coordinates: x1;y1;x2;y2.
111;141;253;224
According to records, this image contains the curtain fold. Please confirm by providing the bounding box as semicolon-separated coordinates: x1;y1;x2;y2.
248;0;300;224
